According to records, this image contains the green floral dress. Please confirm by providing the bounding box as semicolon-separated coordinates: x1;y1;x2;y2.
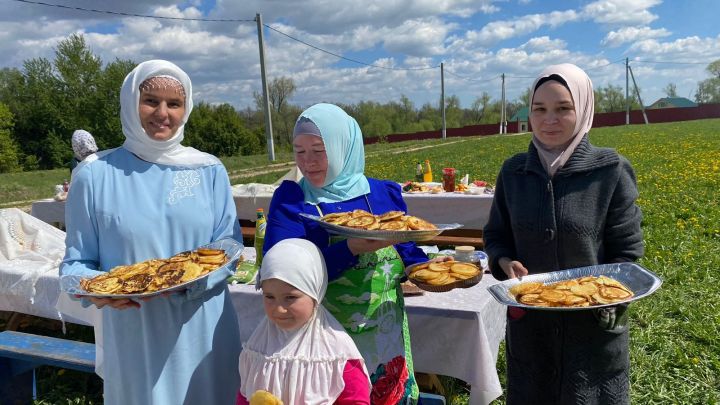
323;235;419;404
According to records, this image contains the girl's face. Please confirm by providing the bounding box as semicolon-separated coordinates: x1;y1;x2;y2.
138;87;186;141
262;278;316;331
293;134;328;187
530;80;577;149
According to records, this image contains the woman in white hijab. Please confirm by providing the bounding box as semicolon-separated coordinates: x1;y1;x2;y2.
238;238;370;405
483;64;643;404
61;60;242;404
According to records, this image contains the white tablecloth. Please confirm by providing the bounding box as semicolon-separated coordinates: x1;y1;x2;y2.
230;274;506;404
30;198;67;227
233;184;494;230
3;236;506;404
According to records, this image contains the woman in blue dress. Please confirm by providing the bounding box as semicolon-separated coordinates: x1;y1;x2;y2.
263;103;428;404
60;60;242;404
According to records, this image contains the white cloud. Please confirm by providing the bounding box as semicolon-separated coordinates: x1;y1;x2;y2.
628;35;720;59
450;10;578;50
583;0;661;26
602;26;671;47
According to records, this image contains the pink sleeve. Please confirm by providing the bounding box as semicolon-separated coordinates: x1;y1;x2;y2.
236;390;249;405
335;359;370;405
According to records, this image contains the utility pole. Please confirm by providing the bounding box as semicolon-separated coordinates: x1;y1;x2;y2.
500;73;506;134
255;13;275;161
628;65;649;124
441;62;446;140
625;58;630;125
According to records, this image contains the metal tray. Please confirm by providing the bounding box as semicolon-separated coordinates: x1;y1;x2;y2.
487;262;662;311
299;212;462;242
60;238;244;299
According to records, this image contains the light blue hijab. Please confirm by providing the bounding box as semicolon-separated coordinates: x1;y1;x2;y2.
294;103;370;204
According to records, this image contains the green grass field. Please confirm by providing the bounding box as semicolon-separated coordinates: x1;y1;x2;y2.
2;119;719;404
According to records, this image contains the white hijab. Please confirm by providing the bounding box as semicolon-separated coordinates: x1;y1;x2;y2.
119;59;219;168
240;239;370;404
530;63;594;176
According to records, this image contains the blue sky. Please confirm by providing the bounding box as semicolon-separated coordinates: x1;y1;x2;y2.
2;0;718;109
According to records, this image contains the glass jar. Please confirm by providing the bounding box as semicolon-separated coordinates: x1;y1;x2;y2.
442;168;456;192
454;245;475;263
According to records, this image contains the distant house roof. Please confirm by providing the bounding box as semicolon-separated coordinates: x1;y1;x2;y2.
647;97;698;109
510;106;529;121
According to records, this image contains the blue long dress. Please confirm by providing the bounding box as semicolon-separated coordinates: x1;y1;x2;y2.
60;147;242;405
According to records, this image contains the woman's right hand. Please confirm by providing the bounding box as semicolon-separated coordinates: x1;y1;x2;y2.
86;296;140;310
498;257;529;279
346;238;399;256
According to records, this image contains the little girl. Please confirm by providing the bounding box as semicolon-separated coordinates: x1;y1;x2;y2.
237;238;371;404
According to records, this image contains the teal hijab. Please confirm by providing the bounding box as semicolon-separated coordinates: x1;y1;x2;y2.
295;103;370;204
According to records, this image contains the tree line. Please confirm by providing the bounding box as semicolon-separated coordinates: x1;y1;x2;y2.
1;34;718;173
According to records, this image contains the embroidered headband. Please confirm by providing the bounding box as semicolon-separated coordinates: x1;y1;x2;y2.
139;75;186;99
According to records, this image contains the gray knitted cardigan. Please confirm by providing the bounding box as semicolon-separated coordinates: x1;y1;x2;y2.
484;135;644;279
483;135;644;404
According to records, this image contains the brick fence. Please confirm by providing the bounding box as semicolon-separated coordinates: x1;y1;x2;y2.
364;103;720;145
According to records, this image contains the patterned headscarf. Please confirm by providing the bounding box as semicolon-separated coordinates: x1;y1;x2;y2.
293;103;370;204
530;63;594;176
71;129;97;161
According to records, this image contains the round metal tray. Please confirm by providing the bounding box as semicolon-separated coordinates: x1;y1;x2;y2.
60;238;243;299
299;212;462;242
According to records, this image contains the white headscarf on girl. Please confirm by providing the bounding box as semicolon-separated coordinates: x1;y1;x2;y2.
240;238;370;404
119;59;219;168
530;63;594;177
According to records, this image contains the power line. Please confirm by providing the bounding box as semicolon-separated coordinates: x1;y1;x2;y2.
10;0;254;22
444;69;500;83
263;24;439;71
633;59;711;65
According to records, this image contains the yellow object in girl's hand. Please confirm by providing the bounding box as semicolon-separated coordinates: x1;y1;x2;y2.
249;390;283;405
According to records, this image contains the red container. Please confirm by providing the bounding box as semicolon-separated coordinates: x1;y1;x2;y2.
442;168;456;192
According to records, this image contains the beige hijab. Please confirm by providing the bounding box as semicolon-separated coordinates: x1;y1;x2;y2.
530;63;594;176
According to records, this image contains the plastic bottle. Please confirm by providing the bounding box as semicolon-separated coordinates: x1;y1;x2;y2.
422;159;433;182
415;162;423;182
254;208;267;267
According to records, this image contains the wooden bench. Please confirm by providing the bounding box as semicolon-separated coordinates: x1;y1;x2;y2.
240;220;484;249
0;331;95;402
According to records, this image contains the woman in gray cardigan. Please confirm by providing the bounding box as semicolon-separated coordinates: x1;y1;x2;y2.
483;63;643;405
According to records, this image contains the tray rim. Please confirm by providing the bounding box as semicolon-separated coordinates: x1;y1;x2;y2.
60;238;243;299
299;212;462;241
486;262;662;311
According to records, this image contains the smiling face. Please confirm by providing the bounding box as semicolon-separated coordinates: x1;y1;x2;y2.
530;80;578;149
293;134;328;187
262;278;316;331
138;86;186;141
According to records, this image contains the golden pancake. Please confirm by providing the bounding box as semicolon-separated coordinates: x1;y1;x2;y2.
377;210;405;221
86;276;123;294
428;262;452;272
379;221;407;231
196;248;224;256
345;216;378;228
450;262;480;277
120;273;153;293
509;282;543;297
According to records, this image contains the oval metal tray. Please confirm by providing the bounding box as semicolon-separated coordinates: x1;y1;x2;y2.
486;262;662;311
60;238;244;298
299;212;462;242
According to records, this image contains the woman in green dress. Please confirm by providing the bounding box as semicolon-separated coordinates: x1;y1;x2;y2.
264;103;430;403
